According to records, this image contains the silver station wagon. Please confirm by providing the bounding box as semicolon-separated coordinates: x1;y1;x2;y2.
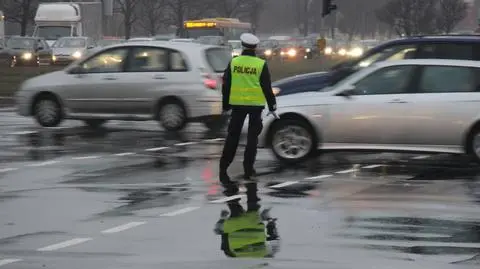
260;59;480;164
15;42;229;131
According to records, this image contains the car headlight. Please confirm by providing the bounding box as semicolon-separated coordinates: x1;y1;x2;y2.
338;48;347;56
287;49;296;57
306;48;311;52
349;47;363;57
72;51;82;58
52;55;57;61
265;49;272;56
22;52;32;60
232;51;240;57
325;47;333;55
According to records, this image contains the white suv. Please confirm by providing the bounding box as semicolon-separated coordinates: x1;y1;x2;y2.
15;41;229;131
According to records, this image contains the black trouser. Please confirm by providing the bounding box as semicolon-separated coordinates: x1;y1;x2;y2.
227;183;260;216
219;107;263;185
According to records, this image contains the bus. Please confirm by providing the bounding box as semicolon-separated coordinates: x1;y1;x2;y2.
182;18;252;42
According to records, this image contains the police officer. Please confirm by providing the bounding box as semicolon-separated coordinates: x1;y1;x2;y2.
219;33;278;196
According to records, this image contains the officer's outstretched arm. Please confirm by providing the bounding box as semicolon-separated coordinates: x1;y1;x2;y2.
259;63;277;112
222;62;232;112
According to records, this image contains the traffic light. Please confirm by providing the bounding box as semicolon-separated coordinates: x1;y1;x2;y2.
322;0;337;17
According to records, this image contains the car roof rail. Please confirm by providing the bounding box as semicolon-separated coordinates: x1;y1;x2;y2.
408;34;480;38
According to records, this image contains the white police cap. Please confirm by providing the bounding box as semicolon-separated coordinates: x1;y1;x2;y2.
240;33;260;47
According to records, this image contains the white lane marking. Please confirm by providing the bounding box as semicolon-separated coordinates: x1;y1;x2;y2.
304;174;333;180
145;147;169;152
362;164;384;169
210;194;246;204
160;206;199;216
335;168;357;174
113;152;136;156
8;131;37;135
101;221;146;234
27;160;58;167
270;181;299;188
37;237;92;251
0;259;22;267
412;155;430;159
205;138;224;142
0;168;18;173
174;142;198;146
72;156;100;160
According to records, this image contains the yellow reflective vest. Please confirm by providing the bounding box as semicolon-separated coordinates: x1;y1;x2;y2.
229;55;267;106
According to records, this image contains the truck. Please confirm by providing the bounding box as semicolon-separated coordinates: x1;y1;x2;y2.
33;2;103;46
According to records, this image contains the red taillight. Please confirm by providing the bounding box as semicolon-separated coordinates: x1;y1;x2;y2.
202;73;218;89
204;78;217;89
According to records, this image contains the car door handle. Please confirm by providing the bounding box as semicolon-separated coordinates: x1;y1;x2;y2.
102;76;117;80
153;74;165;80
389;99;407;103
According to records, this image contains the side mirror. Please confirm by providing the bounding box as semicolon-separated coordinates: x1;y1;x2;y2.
336;86;356;97
87;45;95;49
70;66;86;75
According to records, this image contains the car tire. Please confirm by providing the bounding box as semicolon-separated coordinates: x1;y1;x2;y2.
84;119;107;128
33;95;63;127
157;99;187;131
467;126;480;163
204;115;228;131
269;119;316;164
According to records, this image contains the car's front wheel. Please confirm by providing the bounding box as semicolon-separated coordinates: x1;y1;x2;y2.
157;99;187;131
270;119;316;164
33;95;63;127
467;127;480;163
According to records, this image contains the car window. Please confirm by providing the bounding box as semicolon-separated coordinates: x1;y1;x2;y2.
205;47;230;73
81;48;128;73
355;45;417;68
353;65;415;95
170;50;188;71
417;43;475;60
275;77;328;96
419;66;476;93
128;47;168;72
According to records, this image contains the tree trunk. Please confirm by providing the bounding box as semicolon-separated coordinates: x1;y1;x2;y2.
124;13;131;39
20;0;31;36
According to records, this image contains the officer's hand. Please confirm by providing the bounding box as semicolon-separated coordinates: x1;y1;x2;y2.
268;111;280;120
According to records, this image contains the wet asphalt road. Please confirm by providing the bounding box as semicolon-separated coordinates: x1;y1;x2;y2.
0;110;479;268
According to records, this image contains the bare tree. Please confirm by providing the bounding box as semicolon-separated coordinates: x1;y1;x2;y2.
116;0;141;39
0;0;37;36
215;0;247;17
164;0;216;36
436;0;468;33
242;0;265;34
336;0;365;40
137;0;167;36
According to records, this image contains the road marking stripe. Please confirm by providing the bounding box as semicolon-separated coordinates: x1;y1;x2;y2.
27;160;58;167
72;156;100;160
270;181;299;188
304;174;333;180
101;221;146;234
205;138;224;142
335;168;357;174
37;237;92;251
8;131;37;135
113;152;136;156
412;155;430;159
174;142;198;146
145;147;169;152
210;194;246;204
0;259;22;267
160;206;199;216
0;168;18;173
362;164;384;169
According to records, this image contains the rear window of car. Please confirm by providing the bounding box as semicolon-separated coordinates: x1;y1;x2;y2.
274;76;327;96
205;47;230;73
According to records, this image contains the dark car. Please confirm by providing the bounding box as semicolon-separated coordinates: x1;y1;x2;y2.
0;36;52;67
272;72;328;96
278;40;310;60
278;35;480;96
257;40;281;60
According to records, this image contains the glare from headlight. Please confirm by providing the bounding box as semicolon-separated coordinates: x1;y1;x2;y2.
349;47;363;57
232;51;240;57
338;48;347;56
72;51;82;59
22;52;32;60
306;48;311;52
287;49;296;57
52;55;57;61
264;49;272;56
325;47;333;55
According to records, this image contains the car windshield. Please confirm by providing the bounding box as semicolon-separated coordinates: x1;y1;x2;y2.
53;38;86;48
98;39;125;46
278;40;298;47
258;40;275;48
36;26;71;40
205;47;230;73
229;41;242;49
6;38;35;49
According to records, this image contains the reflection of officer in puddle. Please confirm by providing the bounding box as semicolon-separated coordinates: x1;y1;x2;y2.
213;183;280;258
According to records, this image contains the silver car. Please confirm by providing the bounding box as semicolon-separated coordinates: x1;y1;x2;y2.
259;59;480;164
51;36;96;65
15;42;229;131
